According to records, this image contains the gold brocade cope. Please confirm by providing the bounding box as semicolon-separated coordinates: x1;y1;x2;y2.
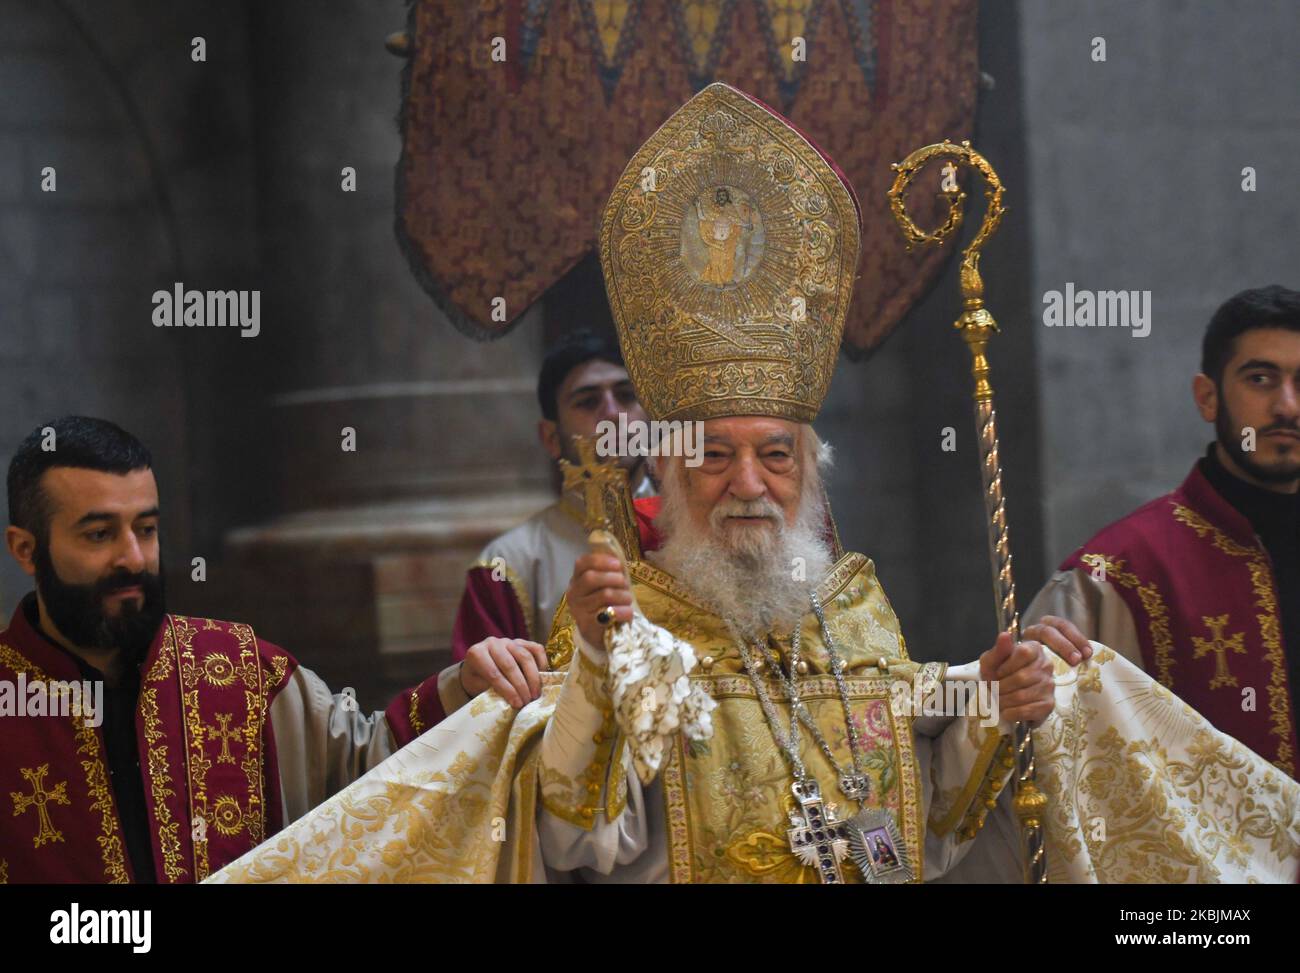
599;82;861;424
207;676;568;884
630;552;925;882
207;588;1300;883
1033;647;1300;883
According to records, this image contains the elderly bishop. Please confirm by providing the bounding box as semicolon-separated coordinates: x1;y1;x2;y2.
532;83;1055;884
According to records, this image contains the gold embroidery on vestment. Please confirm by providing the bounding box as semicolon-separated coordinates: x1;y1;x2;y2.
1081;553;1177;688
408;688;425;736
139;676;185;881
0;642;128;882
172;615;269;880
1191;614;1247;690
11;763;70;848
1171;504;1295;776
928;727;1007;838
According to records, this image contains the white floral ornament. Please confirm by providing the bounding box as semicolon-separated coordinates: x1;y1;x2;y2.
606;611;716;784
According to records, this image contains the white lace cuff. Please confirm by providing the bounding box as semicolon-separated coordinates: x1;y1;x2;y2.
605;611;716;785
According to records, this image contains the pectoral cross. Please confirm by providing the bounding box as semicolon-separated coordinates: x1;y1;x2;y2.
208;712;241;764
1192;614;1246;690
785;779;850;884
11;763;70;848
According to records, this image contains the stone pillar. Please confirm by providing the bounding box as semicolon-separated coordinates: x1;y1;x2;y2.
222;2;554;707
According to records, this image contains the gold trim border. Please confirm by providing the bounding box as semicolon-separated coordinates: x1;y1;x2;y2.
472;558;534;641
927;725;1007;837
0;641;128;883
1171;503;1296;776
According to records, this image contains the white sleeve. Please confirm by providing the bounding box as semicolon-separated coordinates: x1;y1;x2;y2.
1025;569;1145;670
913;661;1016;881
436;662;473;716
537;765;652;876
269;666;396;825
535;630;649;876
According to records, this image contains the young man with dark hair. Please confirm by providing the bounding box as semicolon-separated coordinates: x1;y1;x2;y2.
1027;284;1300;777
0;415;532;883
428;330;652;722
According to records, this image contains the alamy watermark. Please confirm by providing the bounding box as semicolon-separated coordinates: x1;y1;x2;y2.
889;676;1000;728
50;903;150;953
595;415;705;467
1042;283;1151;338
151;283;260;338
0;674;103;727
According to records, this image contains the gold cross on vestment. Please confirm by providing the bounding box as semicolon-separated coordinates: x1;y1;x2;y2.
208;712;242;764
11;763;70;848
1192;614;1246;690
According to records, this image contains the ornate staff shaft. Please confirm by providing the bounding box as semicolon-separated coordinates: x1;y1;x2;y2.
887;141;1048;884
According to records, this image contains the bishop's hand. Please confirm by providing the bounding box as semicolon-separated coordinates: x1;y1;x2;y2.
568;552;634;649
979;632;1056;729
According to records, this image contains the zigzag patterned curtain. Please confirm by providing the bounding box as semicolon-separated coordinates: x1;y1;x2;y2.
396;0;978;357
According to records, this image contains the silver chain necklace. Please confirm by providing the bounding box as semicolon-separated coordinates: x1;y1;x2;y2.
729;594;915;884
750;616;871;803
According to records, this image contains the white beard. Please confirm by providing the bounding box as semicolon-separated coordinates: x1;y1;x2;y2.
650;475;834;642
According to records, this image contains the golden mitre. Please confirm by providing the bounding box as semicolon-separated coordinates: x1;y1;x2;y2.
598;82;862;423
